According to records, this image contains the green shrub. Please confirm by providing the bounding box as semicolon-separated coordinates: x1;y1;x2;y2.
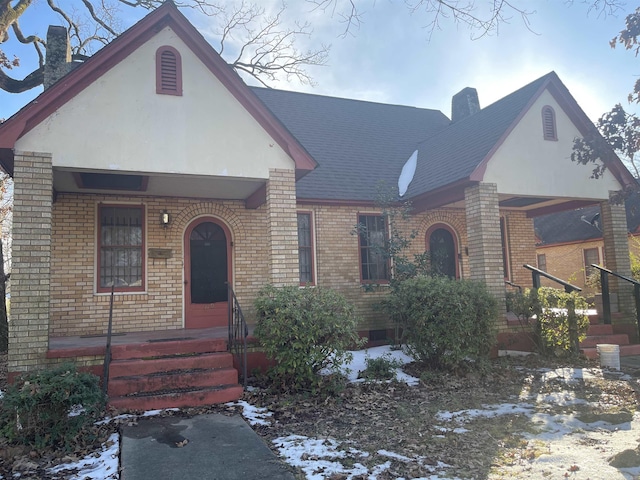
0;363;106;450
359;354;402;381
384;275;498;371
254;285;363;393
534;287;590;357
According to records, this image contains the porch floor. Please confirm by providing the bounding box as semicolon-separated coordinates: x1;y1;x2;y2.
47;325;255;358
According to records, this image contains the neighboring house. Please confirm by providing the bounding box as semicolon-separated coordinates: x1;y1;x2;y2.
0;2;636;384
535;192;640;294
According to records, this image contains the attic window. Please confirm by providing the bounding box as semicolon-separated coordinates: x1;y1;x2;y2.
156;46;182;96
541;105;557;141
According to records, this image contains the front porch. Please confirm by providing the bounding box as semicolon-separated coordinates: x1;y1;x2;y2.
45;325;260;411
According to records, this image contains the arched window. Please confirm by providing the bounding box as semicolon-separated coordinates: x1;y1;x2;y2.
156;46;182;96
426;224;459;279
541;105;557;141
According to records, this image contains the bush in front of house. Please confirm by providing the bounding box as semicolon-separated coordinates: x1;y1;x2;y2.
0;362;106;450
384;275;498;371
534;287;590;357
254;285;362;393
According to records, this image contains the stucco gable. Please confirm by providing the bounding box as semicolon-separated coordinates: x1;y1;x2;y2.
0;2;316;178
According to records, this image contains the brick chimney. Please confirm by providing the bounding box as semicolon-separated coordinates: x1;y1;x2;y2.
451;87;480;123
44;26;73;89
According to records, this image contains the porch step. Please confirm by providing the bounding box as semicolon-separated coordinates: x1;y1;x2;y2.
580;334;630;348
109;352;233;377
110;338;227;360
107;340;242;411
108;367;238;397
586;324;614;336
108;384;244;411
582;344;640;360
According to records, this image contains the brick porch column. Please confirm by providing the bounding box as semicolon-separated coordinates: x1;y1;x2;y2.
464;183;506;314
8;151;53;375
504;211;536;289
600;194;635;327
266;168;299;286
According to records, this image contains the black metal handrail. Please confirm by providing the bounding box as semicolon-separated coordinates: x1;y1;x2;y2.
102;285;115;396
590;264;640;332
523;264;581;354
228;285;248;388
505;279;522;292
523;264;582;293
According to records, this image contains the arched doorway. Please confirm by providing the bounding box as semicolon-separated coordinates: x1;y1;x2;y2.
184;217;232;328
427;225;459;279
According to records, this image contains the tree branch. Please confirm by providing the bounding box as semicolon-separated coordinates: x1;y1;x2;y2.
0;63;43;93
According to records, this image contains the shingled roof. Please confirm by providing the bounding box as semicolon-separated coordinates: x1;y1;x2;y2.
254;72;565;202
251;88;449;201
406;73;553;198
535;192;640;246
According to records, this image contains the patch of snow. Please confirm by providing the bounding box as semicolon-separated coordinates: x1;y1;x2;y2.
68;404;86;417
377;449;413;462
49;432;119;480
227;400;273;426
141;408;180;417
95;408;180;425
337;345;419;386
398;150;418;197
273;435;370;479
0;389;3;399
435;403;534;422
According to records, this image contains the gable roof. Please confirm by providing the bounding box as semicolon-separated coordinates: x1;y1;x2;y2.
535;192;640;246
0;1;316;177
252;88;449;202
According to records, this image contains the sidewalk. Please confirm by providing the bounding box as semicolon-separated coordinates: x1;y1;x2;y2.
120;413;295;480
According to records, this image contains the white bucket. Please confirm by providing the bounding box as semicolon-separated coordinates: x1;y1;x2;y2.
597;344;621;371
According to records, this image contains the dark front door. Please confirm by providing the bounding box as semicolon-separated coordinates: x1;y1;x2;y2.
429;227;457;279
184;219;230;328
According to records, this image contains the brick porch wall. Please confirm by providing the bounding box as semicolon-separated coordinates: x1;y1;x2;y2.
9;152;53;374
50;194;271;336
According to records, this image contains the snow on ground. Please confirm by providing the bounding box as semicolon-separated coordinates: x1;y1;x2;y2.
336;345;420;386
25;353;640;480
226;400;273;426
48;433;119;480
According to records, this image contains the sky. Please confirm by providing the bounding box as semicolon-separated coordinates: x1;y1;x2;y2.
0;0;638;123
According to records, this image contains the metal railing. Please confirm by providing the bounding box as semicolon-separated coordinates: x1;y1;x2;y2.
505;279;522;292
591;264;640;335
523;264;582;354
228;285;248;388
102;285;115;396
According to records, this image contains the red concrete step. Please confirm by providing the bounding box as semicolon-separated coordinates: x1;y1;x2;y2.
588;314;601;325
582;343;640;359
111;338;227;360
108;367;238;397
580;334;630;348
109;352;233;378
108;384;243;411
586;324;614;336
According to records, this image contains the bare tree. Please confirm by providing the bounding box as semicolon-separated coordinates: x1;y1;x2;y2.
572;7;640;186
0;0;329;94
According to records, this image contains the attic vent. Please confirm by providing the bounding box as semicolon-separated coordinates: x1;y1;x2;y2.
542;105;557;141
156;46;182;96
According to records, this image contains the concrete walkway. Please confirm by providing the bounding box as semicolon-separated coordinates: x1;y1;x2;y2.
120;414;295;480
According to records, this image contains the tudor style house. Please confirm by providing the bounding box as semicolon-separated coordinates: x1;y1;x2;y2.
0;2;637;407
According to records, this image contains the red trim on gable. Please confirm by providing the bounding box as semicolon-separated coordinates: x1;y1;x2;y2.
469;76;553;182
470;72;637;189
0;2;316;176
